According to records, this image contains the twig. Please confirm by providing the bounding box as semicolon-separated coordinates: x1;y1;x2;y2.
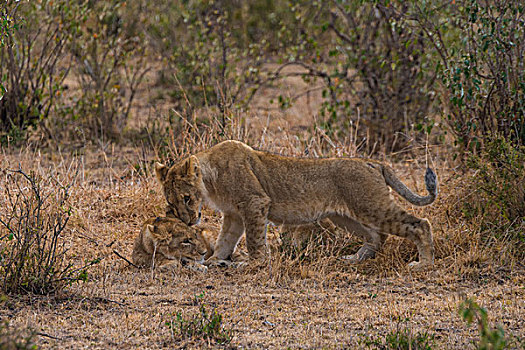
91;296;126;307
113;250;139;268
36;332;63;340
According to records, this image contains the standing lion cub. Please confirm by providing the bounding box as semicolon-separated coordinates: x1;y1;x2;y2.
155;140;438;269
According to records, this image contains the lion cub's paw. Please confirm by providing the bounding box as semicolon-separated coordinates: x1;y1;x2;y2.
407;260;432;271
339;245;377;264
156;261;179;273
340;252;375;264
157;261;208;273
186;263;208;273
204;257;248;269
230;261;248;268
203;257;233;268
339;254;363;264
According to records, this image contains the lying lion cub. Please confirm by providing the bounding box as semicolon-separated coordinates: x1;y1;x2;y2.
132;216;213;271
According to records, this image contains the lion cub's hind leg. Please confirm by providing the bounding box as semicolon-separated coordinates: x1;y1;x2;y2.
341;232;388;263
329;215;387;263
365;202;435;270
405;218;434;270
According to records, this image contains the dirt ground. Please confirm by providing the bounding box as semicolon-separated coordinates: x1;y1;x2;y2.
5;265;524;349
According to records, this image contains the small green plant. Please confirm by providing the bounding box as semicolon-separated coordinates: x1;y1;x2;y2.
459;299;507;350
360;319;435;350
165;293;233;345
0;320;38;350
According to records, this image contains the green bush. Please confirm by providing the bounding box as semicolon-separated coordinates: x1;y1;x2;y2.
2;0;523;154
0;0;84;145
129;0;271;115
459;299;508;350
0;0;148;144
320;0;437;151
411;0;525;150
262;0;524;153
67;0;148;141
449;1;524;148
460;135;524;260
239;0;440;152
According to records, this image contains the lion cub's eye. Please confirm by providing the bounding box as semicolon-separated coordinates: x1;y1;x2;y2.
183;195;191;205
181;238;193;245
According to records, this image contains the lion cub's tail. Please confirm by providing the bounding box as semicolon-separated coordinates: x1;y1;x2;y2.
382;166;438;206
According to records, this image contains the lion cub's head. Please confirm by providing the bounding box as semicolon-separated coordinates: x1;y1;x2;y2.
155;157;203;226
132;216;212;268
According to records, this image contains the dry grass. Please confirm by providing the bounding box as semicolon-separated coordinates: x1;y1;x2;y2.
1;133;524;349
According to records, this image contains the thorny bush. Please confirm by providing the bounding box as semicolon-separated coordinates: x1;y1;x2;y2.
0;169;99;295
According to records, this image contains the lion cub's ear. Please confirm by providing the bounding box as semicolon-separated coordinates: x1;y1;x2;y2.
145;223;169;242
155;162;168;182
144;224;156;239
184;155;200;180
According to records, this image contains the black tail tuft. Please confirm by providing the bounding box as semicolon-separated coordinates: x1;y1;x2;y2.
424;168;438;195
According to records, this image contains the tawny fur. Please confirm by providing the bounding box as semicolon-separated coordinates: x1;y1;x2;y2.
155;140;438;269
132;216;212;270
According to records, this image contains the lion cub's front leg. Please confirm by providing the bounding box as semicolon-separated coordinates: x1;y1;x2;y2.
206;195;270;266
205;213;244;267
241;196;271;260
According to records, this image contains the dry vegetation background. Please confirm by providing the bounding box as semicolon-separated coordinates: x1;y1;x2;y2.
1;0;524;349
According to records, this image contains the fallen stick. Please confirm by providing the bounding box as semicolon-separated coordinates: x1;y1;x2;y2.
113;250;139;268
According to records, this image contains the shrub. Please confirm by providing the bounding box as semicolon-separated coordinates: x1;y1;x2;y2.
324;0;437;151
411;0;525;150
0;0;84;145
129;0;269;117
67;0;149;141
459;299;508;350
459;135;524;261
246;0;439;153
0;169;99;295
448;1;524;149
